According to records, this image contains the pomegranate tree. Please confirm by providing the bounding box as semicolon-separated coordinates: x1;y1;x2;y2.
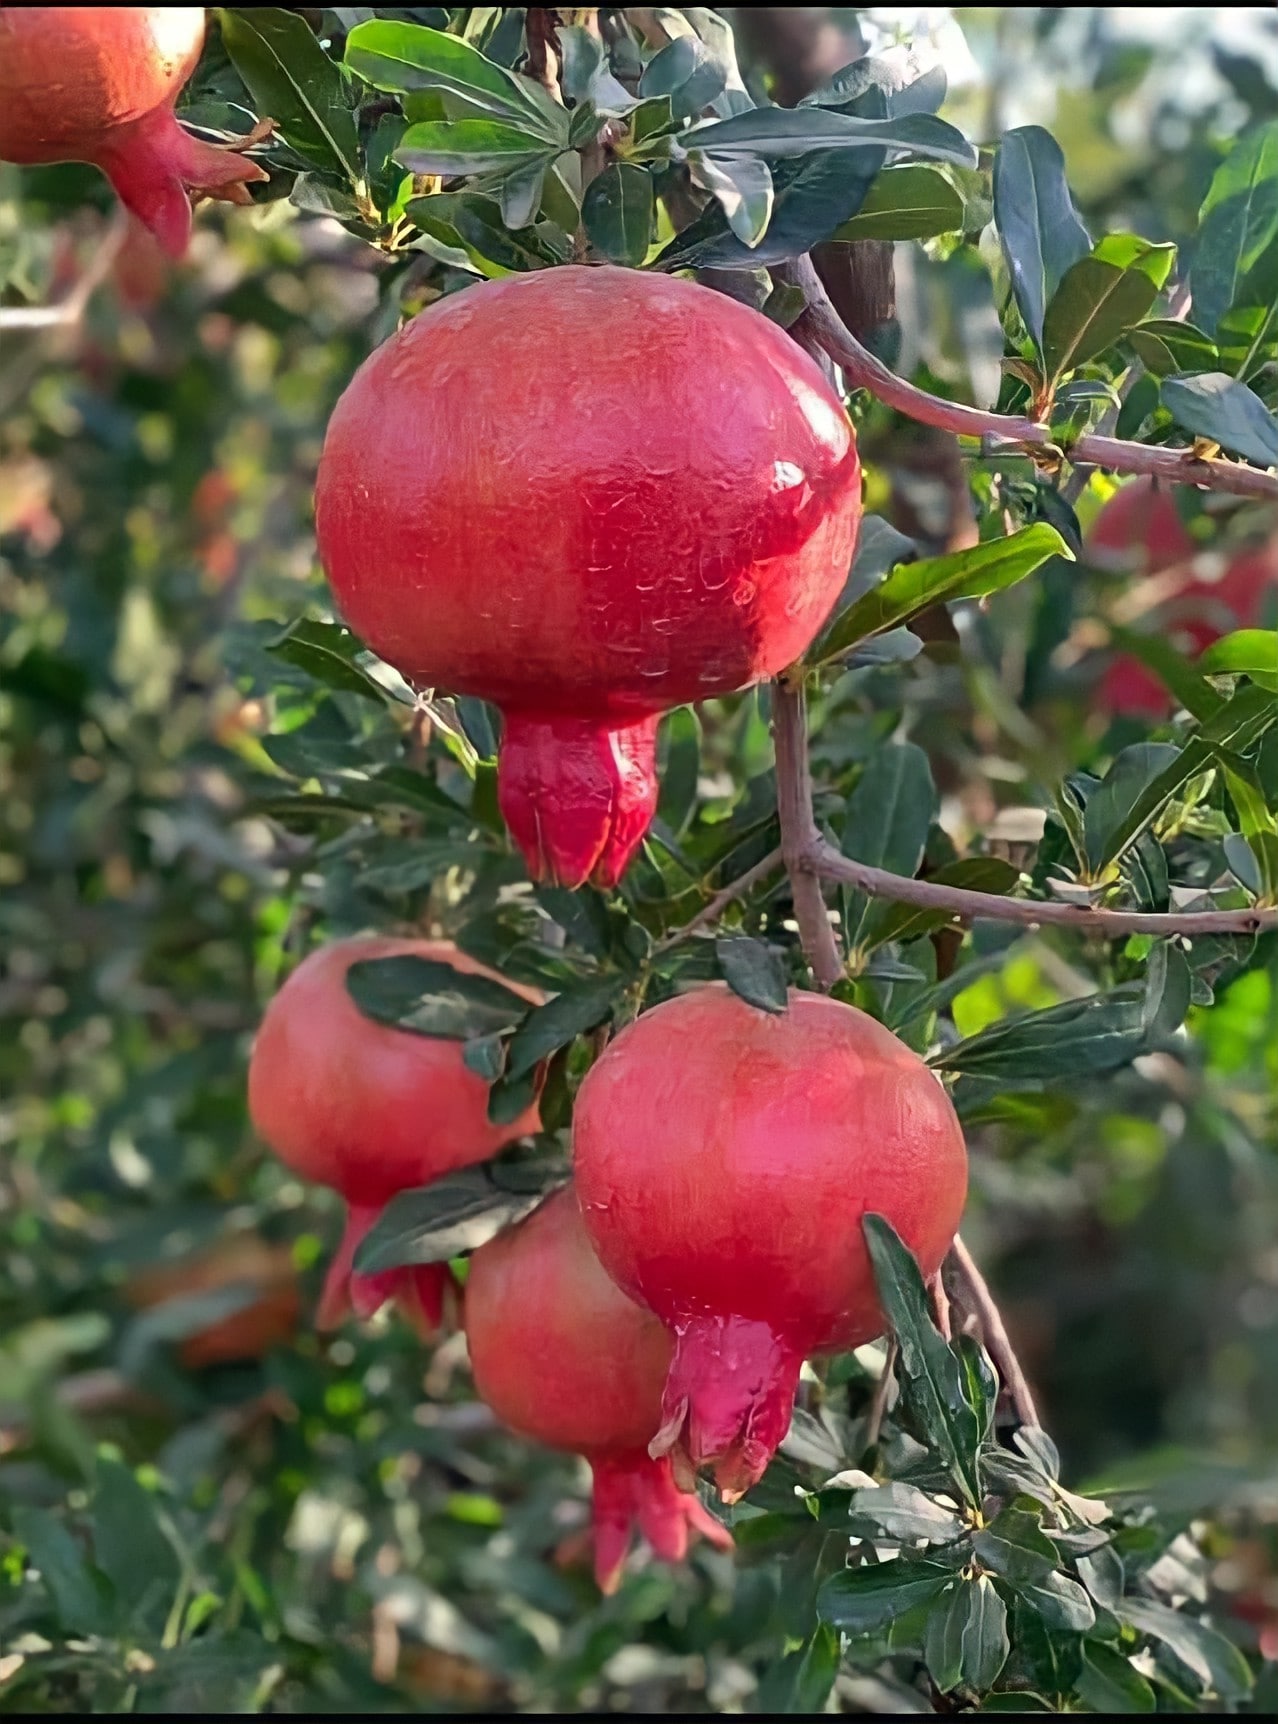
0;8;266;258
1090;479;1278;716
464;1186;732;1592
573;986;968;1498
248;938;540;1333
315;265;862;889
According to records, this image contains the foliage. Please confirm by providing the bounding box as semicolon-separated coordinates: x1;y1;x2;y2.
3;5;1278;1714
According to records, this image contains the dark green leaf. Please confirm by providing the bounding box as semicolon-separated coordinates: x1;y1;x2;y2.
993;125;1092;347
687;151;774;247
1119;1598;1253;1699
847;1482;965;1544
678;107;976;167
345;18;564;139
818;1558;952;1632
755;1623;841;1715
505;976;625;1078
973;1506;1060;1583
657;707;701;836
924;1583;965;1692
556;26;637;117
12;1508;111;1636
1083;743;1182;874
1190;120;1278;337
1162;371;1278;468
412;191;573;273
345;954;531;1040
1019;1570;1096;1633
395;118;558;177
266;618;393;701
841;744;938;949
931;1576;1009;1693
832;162;964;241
863;1214;983;1507
355;1159;567;1272
220;8;359;180
955;1334;998;1440
714;935;789;1014
1126;318;1220;377
1077;1543;1125;1609
581;162;654;265
813;526;1071;664
1076;1642;1156;1712
93;1457;181;1627
639;34;727;119
803;49;947;120
1041;235;1176;382
934;985;1161;1081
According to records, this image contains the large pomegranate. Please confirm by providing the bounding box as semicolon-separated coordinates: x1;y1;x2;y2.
315;266;862;889
248;938;540;1334
465;1187;732;1592
573;986;968;1498
0;8;266;258
1089;479;1278;717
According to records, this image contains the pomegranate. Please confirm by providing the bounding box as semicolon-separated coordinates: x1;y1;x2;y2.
0;8;267;258
248;938;540;1334
315;266;862;889
1089;479;1278;716
573;986;968;1498
465;1187;732;1592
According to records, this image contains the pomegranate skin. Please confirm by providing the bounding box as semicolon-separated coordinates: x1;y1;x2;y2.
1090;480;1278;717
248;938;540;1334
465;1188;732;1593
315;265;862;888
572;986;968;1498
0;8;266;258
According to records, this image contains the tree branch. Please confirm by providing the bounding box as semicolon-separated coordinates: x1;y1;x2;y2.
525;8;564;103
949;1236;1040;1429
785;254;1278;505
661;845;785;947
772;682;844;987
807;837;1278;936
0;209;129;331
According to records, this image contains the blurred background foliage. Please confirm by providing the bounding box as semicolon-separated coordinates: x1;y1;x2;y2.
3;5;1278;1714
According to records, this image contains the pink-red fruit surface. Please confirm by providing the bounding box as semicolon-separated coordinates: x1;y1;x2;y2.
1089;479;1278;717
248;938;539;1334
0;8;266;257
465;1187;731;1593
315;265;862;889
573;986;968;1498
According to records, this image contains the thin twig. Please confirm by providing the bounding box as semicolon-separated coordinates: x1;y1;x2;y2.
786;255;1278;505
772;682;844;987
525;8;564;103
929;1272;952;1342
807;837;1278;936
863;1337;898;1452
0;209;129;331
949;1236;1039;1429
659;845;786;948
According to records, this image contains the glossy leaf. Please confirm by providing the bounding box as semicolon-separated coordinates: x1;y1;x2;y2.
582;162;654;264
266;618;394;702
639;34;727;119
818;1558;952;1632
934;986;1153;1082
220;8;359;181
1082;743;1182;874
345;954;531;1040
833;163;964;241
993;125;1091;346
715;936;789;1014
345;18;564;138
1042;236;1176;382
1162;371;1278;468
973;1506;1060;1583
846;1481;965;1544
505;976;626;1078
1119;1597;1253;1699
841;743;938;949
395;118;558;177
678;106;976;167
687;151;774;247
355;1159;567;1272
1199;627;1278;689
1190;120;1278;337
1126;318;1220;377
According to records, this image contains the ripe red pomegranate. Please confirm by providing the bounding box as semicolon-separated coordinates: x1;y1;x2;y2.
573;986;968;1498
248;938;540;1334
465;1187;732;1592
0;8;267;258
315;266;862;889
1089;480;1278;716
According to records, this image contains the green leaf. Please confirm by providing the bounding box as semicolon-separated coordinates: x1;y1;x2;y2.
93;1458;181;1628
1041;236;1177;382
678;106;977;167
266;617;394;702
345;18;564;139
818;1558;952;1633
1162;371;1278;468
410;192;572;274
923;1583;965;1693
496;158;548;230
934;986;1151;1081
863;1214;983;1507
557;25;637;117
993;125;1092;347
12;1508;111;1636
639;33;727;119
505;976;626;1079
832;162;964;241
846;1482;965;1545
1076;1642;1156;1713
395;118;558;177
1083;743;1182;875
345;954;531;1040
219;8;359;181
581;162;654;264
865;859;1021;951
657;707;700;837
813;526;1071;665
973;1506;1060;1583
1119;1598;1253;1699
1126;318;1220;377
841;743;938;949
714;936;789;1014
355;1159;567;1272
930;1576;1009;1694
1199;627;1278;690
1019;1570;1096;1633
1190;121;1278;337
755;1624;842;1716
687;151;775;247
1105;624;1224;723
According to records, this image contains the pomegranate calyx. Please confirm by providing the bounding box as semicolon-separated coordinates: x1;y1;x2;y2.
317;1203;455;1337
97;105;268;258
590;1449;733;1594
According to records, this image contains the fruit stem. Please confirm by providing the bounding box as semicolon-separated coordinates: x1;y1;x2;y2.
771;680;843;988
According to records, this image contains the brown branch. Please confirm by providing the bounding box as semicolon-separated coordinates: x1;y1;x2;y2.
659;845;786;948
525;8;564;103
0;208;129;331
772;682;844;987
786;255;1278;505
949;1236;1039;1429
807;837;1278;937
863;1337;898;1452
